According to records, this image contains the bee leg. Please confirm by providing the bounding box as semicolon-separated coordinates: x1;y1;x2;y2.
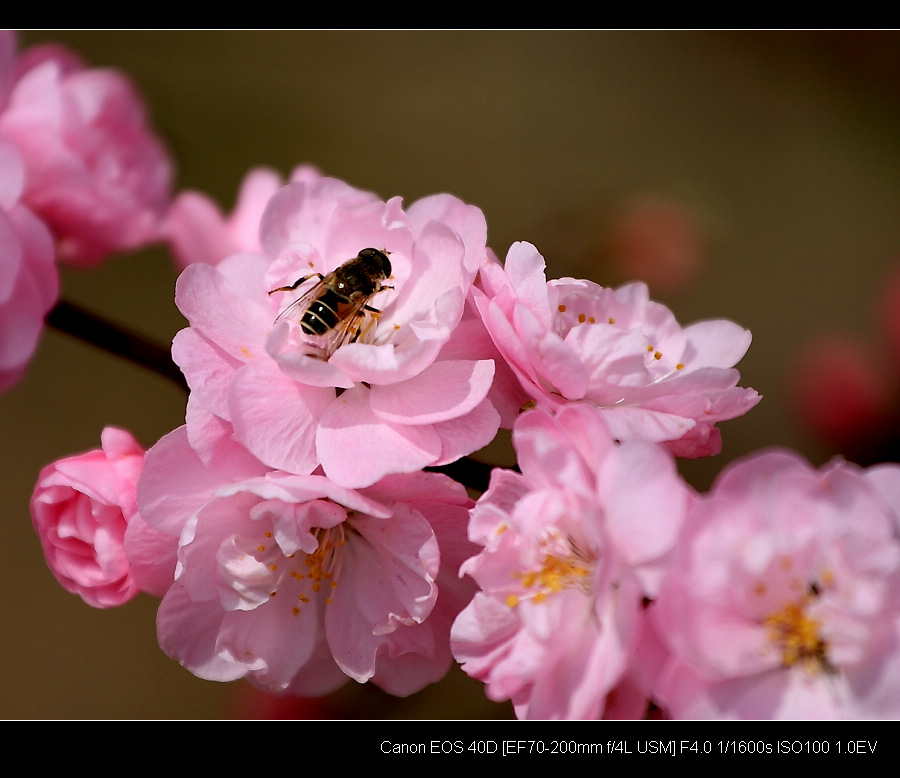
268;273;324;295
350;309;382;344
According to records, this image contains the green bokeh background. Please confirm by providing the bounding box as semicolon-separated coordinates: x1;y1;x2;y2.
4;30;900;719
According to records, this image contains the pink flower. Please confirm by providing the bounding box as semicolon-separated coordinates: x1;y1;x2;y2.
651;448;900;719
450;404;692;719
30;427;153;608
608;194;704;296
787;334;895;461
0;137;57;392
166;165;321;270
173;170;500;488
135;425;476;697
474;241;761;457
0;31;172;266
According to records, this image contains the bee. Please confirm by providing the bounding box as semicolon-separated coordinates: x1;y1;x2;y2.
268;247;393;360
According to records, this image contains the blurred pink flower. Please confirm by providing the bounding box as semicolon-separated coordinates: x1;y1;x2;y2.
173;170;500;488
166;165;321;270
30;427;152;608
789;263;900;464
878;263;900;362
136;425;476;697
450;404;692;719
0;137;57;392
0;31;172;266
608;194;704;296
787;334;895;461
652;448;900;719
473;241;761;457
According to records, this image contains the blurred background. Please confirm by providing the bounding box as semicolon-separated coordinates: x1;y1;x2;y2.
4;29;900;719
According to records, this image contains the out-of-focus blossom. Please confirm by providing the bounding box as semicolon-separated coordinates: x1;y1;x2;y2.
135;425;476;697
789;263;900;465
473;241;760;457
608;194;704;296
173;170;500;488
29;427;158;608
788;334;896;463
450;404;692;719
166;165;321;270
651;448;900;719
0;137;56;392
0;31;172;266
879;263;900;362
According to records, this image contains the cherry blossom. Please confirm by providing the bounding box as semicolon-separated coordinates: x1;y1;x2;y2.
30;427;151;608
173;170;500;488
651;448;900;719
135;425;476;697
0;31;172;266
0;137;56;392
450;404;692;719
166;164;321;270
473;241;761;456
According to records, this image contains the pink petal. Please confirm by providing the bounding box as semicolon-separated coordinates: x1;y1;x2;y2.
503;241;553;329
514;302;587;400
431;398;501;466
174;254;272;361
166;191;234;270
597;405;697;444
229;359;332;475
406;192;488;276
156;583;246;682
136;426;225;538
370;359;495;425
123;513;178;597
316;386;442;488
682;319;752;369
171;327;240;420
217;599;319;691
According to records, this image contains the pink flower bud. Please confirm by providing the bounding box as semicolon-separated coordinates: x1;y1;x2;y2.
30;427;146;608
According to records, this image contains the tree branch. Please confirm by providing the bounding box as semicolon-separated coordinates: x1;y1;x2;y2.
46;299;188;394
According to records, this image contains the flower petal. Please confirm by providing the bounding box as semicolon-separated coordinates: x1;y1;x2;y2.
370;359;495;425
316;386;442;488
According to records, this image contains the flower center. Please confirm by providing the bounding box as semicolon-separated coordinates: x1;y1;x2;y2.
233;523;347;617
287;525;346;613
507;533;595;607
760;575;836;675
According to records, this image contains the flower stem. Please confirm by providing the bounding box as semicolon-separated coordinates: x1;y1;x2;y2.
46;299;188;394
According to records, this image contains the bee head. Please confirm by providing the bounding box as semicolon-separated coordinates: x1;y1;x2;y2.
359;247;392;279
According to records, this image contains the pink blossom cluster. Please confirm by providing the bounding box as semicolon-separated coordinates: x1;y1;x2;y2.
170;169;503;489
475;241;761;457
0;32;172;267
650;449;900;719
450;404;692;719
0;30;173;391
28;159;772;708
451;410;900;719
135;427;477;697
29;33;894;719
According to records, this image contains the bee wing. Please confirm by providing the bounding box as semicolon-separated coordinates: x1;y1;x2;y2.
315;292;382;360
271;275;329;325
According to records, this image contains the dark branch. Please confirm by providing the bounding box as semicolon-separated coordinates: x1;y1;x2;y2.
46;299;188;394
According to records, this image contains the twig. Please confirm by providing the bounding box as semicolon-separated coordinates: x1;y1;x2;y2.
46;299;188;394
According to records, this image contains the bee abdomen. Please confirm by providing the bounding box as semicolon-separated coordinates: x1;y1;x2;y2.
301;289;342;335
